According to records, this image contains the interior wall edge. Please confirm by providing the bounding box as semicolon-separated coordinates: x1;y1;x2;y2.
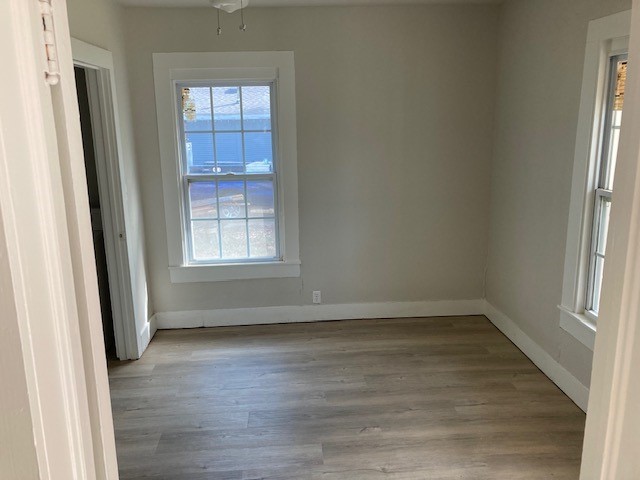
483;300;589;412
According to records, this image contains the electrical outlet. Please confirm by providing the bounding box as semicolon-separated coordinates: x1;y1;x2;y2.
312;291;322;304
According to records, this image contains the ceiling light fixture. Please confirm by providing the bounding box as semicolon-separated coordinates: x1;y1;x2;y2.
211;0;248;34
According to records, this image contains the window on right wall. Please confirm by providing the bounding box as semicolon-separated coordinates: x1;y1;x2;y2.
559;10;630;351
585;56;627;317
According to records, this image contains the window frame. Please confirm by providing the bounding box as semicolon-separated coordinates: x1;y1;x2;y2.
559;11;630;350
584;54;626;318
153;52;300;283
176;81;281;265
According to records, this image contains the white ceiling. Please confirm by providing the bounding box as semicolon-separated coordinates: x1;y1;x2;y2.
117;0;500;8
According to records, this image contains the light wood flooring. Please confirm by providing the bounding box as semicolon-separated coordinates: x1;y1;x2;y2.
108;316;585;479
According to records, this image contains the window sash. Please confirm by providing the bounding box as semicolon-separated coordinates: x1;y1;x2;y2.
585;53;626;316
597;56;627;191
586;189;612;315
183;176;280;264
176;82;280;264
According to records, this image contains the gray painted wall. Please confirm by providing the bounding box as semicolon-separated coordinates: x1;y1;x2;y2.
67;0;153;345
122;5;499;312
485;0;631;387
63;0;630;390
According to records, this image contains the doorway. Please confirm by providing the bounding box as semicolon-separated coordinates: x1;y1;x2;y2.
75;66;116;358
71;38;139;361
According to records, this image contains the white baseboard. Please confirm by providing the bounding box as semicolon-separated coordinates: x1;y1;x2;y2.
149;314;158;339
138;315;158;358
483;300;589;412
155;299;484;330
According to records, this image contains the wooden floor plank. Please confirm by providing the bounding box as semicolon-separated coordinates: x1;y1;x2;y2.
109;316;585;479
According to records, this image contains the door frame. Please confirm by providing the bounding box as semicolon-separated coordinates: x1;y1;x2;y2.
0;0;118;477
72;39;138;361
581;1;640;478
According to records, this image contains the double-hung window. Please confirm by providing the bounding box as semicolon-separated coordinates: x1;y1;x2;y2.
585;56;627;316
179;83;279;262
560;10;630;350
153;52;300;283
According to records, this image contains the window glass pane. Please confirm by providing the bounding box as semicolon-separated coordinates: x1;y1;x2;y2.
606;127;621;190
613;60;626;112
213;87;241;131
179;83;279;264
612;109;623;127
249;219;276;258
595;197;612;255
591;256;605;314
215;132;243;174
185;133;214;174
218;180;246;218
189;182;217;219
247;180;275;218
191;221;220;260
242;86;271;131
603;59;627;190
182;87;212;132
221;220;248;258
245;132;273;173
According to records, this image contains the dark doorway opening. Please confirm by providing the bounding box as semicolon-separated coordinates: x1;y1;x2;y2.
75;66;116;359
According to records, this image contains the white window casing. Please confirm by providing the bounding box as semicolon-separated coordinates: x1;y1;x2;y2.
559;11;630;350
153;52;300;283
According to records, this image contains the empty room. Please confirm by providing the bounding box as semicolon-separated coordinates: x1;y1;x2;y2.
3;0;640;478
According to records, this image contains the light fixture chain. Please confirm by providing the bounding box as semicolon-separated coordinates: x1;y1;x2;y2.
239;0;246;31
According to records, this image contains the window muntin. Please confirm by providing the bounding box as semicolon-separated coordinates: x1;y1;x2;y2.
177;83;279;264
586;55;627;316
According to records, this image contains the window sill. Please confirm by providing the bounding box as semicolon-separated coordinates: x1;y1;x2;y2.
169;260;301;283
558;305;596;351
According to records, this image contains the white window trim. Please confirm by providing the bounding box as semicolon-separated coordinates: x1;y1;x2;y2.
153;52;300;283
559;10;630;350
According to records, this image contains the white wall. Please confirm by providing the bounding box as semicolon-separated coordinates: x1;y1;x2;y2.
67;0;153;344
123;5;499;313
485;0;631;387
